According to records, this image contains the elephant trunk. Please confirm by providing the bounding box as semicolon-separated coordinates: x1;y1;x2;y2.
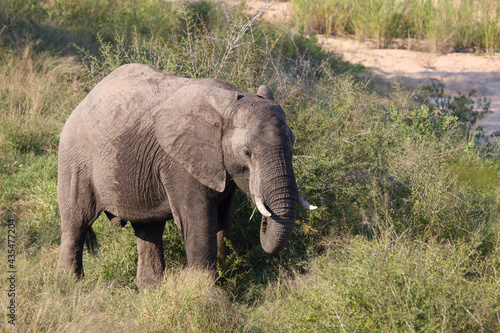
257;149;297;254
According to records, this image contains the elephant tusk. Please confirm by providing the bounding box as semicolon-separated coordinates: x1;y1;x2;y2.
298;197;318;210
255;197;272;217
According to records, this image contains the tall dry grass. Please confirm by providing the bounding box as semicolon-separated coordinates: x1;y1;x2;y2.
0;46;82;158
0;246;246;332
291;0;500;53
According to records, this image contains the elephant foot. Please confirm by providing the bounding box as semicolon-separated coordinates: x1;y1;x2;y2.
137;266;164;289
57;230;87;279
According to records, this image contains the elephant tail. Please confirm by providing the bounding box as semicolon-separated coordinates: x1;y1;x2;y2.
85;227;98;255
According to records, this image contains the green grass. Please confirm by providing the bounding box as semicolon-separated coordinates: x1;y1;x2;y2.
254;235;500;332
2;234;498;331
1;0;499;331
291;0;500;53
1;247;245;332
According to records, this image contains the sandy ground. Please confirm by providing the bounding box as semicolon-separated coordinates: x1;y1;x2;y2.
319;37;500;137
226;0;293;22
237;0;500;137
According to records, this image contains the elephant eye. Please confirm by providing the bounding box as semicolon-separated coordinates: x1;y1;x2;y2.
243;149;252;158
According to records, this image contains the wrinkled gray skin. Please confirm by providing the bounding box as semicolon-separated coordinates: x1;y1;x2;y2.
57;63;300;288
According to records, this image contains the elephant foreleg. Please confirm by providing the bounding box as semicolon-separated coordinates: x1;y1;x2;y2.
170;197;218;272
131;221;166;288
183;216;218;271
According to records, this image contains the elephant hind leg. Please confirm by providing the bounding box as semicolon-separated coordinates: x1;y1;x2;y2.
57;169;101;278
131;221;166;288
57;211;100;278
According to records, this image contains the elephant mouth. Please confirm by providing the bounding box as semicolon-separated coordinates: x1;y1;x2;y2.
256;192;317;254
254;195;316;217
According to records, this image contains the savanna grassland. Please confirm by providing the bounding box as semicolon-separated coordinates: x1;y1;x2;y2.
1;0;499;332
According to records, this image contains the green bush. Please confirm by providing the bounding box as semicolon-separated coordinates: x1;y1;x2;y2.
254;235;500;332
288;72;498;243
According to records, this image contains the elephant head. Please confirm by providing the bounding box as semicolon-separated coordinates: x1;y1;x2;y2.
153;81;316;254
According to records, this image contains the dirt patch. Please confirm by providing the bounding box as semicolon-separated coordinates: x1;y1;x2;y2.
235;0;292;22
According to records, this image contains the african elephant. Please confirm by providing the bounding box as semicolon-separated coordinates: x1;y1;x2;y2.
56;63;316;288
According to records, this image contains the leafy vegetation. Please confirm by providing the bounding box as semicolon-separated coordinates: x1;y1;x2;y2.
1;0;499;331
291;0;500;53
255;235;500;332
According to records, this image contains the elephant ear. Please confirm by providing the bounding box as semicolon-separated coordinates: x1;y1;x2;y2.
257;85;274;101
153;84;238;192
